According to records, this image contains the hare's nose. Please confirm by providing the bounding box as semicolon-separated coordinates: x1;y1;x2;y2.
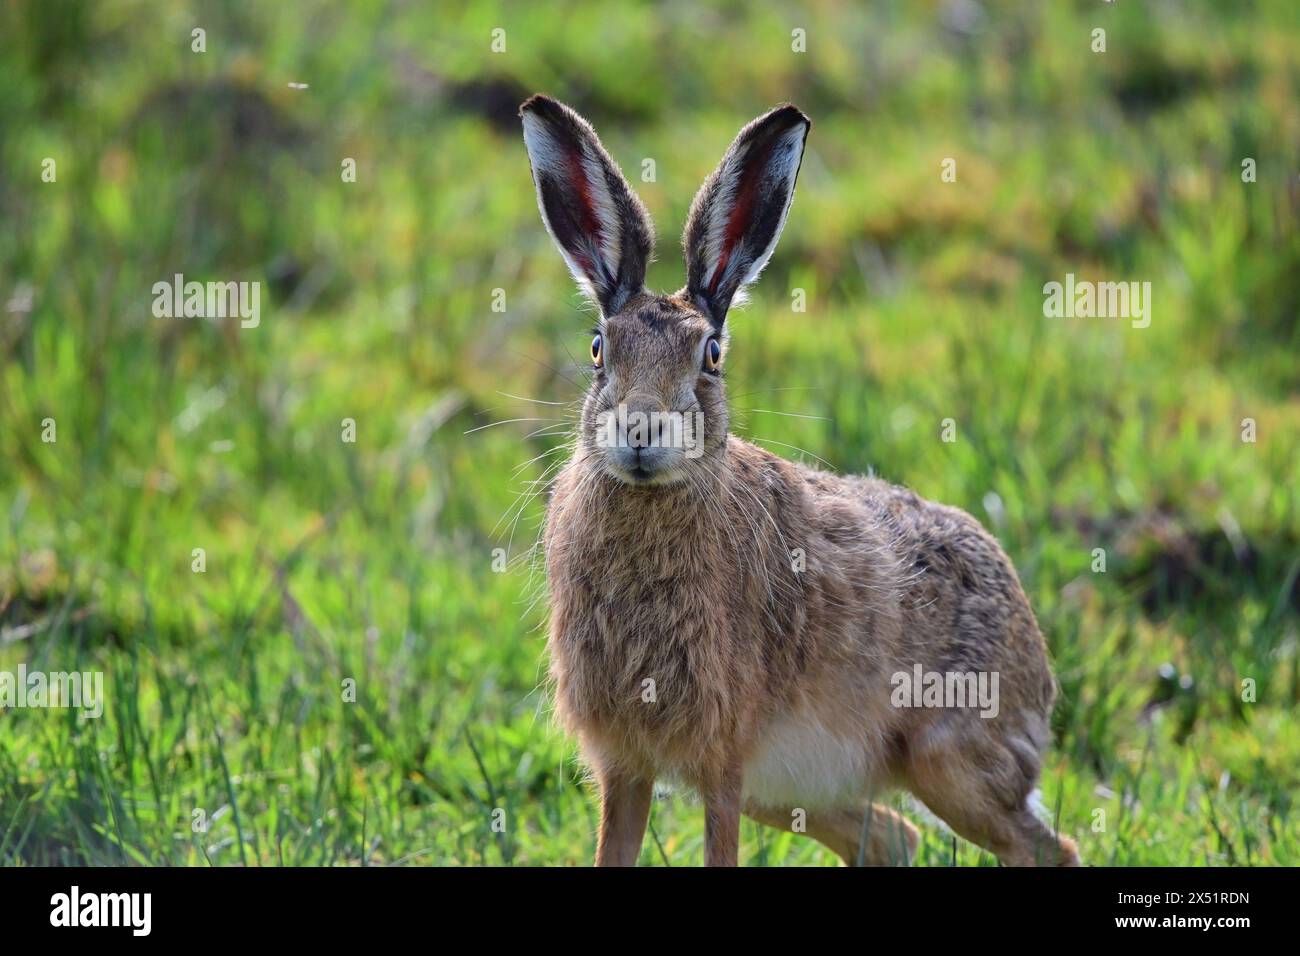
617;394;667;449
623;405;671;449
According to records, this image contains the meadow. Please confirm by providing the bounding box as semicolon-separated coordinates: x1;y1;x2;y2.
0;0;1297;865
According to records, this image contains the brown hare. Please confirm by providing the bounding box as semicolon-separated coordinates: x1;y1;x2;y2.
520;94;1079;868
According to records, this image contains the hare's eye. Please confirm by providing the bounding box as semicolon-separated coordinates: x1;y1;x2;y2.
591;334;603;367
703;336;722;372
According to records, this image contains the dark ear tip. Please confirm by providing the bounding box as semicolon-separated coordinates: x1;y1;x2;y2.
519;93;562;118
771;103;812;131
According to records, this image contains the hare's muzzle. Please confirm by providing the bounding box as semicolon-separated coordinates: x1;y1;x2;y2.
596;399;691;485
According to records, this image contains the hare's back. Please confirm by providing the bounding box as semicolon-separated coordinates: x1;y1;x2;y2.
799;465;1055;712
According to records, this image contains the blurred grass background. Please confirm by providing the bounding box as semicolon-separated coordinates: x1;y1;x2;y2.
0;0;1297;865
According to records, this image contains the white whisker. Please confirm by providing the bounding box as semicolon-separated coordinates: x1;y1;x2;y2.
747;435;835;470
740;407;830;421
465;417;563;435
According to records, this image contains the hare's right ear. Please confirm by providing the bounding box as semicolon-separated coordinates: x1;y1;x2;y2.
682;105;810;327
520;95;655;317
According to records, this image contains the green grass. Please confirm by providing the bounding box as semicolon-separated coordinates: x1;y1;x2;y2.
1;0;1297;865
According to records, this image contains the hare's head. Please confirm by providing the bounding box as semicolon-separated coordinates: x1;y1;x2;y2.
520;95;809;487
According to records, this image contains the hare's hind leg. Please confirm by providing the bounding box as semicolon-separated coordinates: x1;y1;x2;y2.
745;801;918;865
903;718;1079;867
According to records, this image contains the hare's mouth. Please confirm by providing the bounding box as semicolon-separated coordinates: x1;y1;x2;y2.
603;451;688;488
608;463;682;488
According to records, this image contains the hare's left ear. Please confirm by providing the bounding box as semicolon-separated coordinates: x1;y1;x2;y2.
682;105;810;327
520;94;655;317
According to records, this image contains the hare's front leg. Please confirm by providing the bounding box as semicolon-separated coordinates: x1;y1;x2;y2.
703;762;743;866
595;771;652;867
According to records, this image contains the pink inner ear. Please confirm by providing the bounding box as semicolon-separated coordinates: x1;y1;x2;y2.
707;134;779;297
565;143;603;275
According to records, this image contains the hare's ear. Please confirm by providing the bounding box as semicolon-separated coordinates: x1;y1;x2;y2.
520;95;654;317
682;105;810;327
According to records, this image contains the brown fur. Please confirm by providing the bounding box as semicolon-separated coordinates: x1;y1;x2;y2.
523;96;1078;867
